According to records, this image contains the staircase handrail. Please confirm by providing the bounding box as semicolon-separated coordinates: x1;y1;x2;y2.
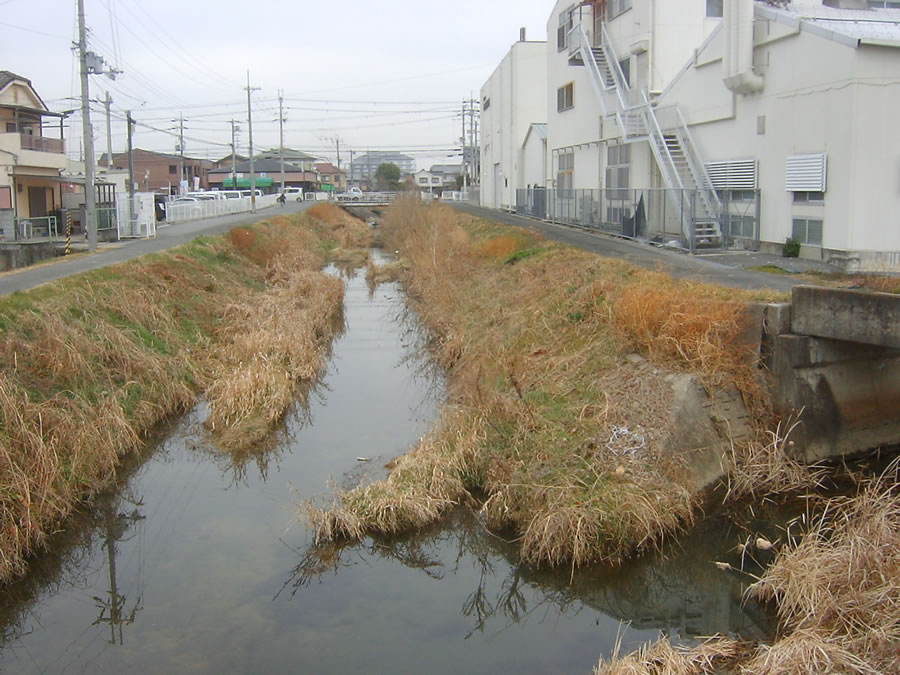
654;105;722;220
672;106;722;215
568;24;610;116
599;22;631;112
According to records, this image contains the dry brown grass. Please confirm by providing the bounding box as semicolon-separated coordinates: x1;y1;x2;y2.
597;467;900;674
203;259;344;450
595;635;751;674
857;275;900;295
0;210;365;584
306;200;783;568
306;202;347;226
745;470;900;673
724;417;828;501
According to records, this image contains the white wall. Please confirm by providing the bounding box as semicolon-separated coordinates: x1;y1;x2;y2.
521;128;548;187
481;39;548;209
661;11;900;267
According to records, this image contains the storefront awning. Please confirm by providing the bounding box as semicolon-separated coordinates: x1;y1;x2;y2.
223;177;274;188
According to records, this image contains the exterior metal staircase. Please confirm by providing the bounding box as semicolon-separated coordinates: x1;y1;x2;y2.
569;23;723;247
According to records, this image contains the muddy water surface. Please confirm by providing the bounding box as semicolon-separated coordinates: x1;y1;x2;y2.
0;255;773;673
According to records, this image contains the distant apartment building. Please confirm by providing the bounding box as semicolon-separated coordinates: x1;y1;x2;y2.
481;0;900;272
350;151;415;187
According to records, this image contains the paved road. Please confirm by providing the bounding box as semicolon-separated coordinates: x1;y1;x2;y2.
0;200;312;296
451;203;810;293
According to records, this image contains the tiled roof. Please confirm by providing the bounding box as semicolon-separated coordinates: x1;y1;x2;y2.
0;71;30;91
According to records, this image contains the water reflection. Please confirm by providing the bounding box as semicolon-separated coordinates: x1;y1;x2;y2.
284;508;775;644
91;496;145;645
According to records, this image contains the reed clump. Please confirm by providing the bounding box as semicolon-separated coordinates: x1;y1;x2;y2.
594;468;900;674
0;210;368;584
306;199;782;567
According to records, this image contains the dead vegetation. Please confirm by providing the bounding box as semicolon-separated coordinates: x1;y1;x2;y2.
305;198;786;567
0;208;371;584
594;466;900;674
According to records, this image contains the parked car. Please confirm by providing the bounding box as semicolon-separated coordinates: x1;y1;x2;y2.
283;186;304;201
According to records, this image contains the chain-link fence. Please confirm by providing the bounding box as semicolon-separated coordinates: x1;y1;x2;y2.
515;187;760;251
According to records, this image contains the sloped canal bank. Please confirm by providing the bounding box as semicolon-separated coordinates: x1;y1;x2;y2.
0;260;773;673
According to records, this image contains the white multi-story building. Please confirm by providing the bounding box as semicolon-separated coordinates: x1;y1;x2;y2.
481;0;900;272
481;31;548;211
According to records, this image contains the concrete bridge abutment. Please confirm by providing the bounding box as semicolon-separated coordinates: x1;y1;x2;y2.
764;286;900;463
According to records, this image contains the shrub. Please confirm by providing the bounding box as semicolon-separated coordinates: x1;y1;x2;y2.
783;237;801;258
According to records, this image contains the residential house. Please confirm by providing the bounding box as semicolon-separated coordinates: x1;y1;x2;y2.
314;162;347;192
207;158;318;193
256;148;318;172
103;148;214;194
0;71;68;237
414;165;464;192
482;0;900;272
350;151;415;188
414;169;444;192
429;164;464;188
214;153;248;169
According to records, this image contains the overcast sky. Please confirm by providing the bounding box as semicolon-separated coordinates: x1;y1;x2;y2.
2;0;552;170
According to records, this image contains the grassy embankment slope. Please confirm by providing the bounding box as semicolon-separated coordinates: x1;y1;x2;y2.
309;199;899;673
307;198;785;566
0;204;372;584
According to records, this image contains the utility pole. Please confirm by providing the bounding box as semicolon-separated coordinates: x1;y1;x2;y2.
77;0;97;252
245;71;260;212
177;114;185;193
126;110;135;226
334;136;341;170
349;149;354;190
278;91;285;193
104;91;113;170
461;99;468;189
230;119;239;190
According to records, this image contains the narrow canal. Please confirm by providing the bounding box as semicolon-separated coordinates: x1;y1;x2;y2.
0;255;773;673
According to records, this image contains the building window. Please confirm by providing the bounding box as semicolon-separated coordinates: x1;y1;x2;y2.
868;1;900;8
5;122;16;133
792;218;824;246
169;165;177;175
607;0;632;20
432;177;441;184
557;151;574;193
706;0;724;18
727;214;756;239
482;97;491;111
557;82;575;112
793;191;825;204
727;190;757;202
606;143;630;200
557;7;575;51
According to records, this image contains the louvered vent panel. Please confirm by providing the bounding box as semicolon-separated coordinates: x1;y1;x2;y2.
705;159;758;190
785;153;827;191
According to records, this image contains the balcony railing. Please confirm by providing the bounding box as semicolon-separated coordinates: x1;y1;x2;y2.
18;134;65;154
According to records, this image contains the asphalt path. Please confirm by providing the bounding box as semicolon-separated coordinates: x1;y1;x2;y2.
451;203;800;293
0;199;312;296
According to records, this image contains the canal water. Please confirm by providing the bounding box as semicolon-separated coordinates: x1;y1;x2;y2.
0;256;773;673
